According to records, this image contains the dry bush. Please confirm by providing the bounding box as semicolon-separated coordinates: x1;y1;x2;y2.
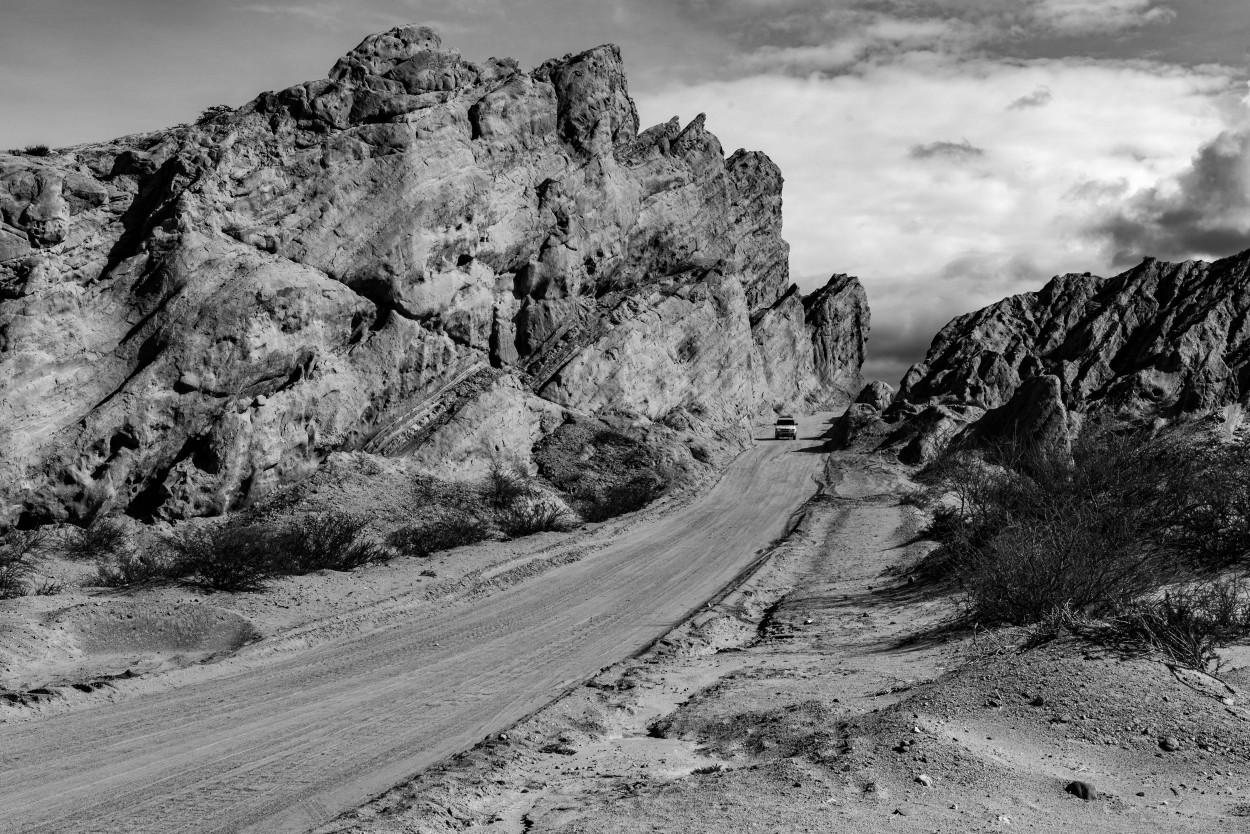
577;476;667;523
275;512;385;573
167;525;282;592
387;512;491;558
64;518;130;561
924;420;1250;625
497;501;576;538
0;530;49;599
21;144;51;156
1112;576;1250;672
480;463;533;509
95;550;188;588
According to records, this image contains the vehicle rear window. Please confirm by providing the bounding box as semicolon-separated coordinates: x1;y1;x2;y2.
777;417;796;424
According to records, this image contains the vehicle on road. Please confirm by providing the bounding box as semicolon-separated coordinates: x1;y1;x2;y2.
774;414;798;439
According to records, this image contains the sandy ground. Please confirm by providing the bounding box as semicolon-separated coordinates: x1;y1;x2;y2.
315;451;1250;834
0;415;835;833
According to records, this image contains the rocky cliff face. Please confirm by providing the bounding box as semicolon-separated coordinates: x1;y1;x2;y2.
0;25;867;527
889;252;1250;459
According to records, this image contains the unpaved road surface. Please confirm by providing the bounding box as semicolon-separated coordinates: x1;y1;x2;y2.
0;416;830;834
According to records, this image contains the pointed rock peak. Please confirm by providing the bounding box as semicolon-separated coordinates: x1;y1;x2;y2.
328;24;445;81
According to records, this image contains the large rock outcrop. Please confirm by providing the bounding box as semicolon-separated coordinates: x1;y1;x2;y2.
889;253;1250;459
0;25;867;526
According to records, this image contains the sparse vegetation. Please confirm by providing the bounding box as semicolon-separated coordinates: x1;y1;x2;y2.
196;104;234;125
20;144;51;156
480;462;533;509
535;417;673;521
496;501;576;538
95;550;188;588
576;476;667;523
387;512;491;558
274;512;386;574
916;420;1250;634
1112;576;1250;672
0;530;49;599
166;524;282;592
64;518;130;561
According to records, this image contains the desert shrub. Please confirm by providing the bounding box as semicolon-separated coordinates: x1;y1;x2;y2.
167;524;282;592
480;463;533;509
926;421;1250;625
497;501;577;538
22;144;51;156
0;530;48;599
33;580;63;596
95;550;187;588
64;518;130;561
387;512;490;558
578;476;667;522
1112;576;1250;672
273;512;385;573
196;104;233;124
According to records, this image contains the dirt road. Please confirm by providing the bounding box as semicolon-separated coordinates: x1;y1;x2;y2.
0;416;831;834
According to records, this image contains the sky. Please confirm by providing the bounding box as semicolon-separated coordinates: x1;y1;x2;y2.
4;0;1250;383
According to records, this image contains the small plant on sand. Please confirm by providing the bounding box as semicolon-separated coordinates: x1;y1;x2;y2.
64;518;130;561
1111;576;1250;672
95;549;187;588
0;530;49;599
273;512;386;573
577;476;667;523
387;511;491;558
496;500;576;538
915;421;1250;624
167;524;281;592
480;462;533;509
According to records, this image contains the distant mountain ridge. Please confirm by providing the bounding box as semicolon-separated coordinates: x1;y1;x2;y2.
885;251;1250;460
0;25;867;526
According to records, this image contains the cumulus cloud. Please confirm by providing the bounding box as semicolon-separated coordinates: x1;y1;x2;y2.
1094;127;1250;267
909;139;986;162
637;55;1243;384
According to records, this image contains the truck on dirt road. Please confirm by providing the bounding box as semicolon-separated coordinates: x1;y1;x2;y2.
774;415;798;440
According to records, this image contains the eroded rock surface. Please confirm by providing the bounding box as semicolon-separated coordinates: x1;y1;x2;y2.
889;253;1250;460
0;25;867;526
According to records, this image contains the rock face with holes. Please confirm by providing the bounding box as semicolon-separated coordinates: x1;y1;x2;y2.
887;253;1250;460
0;25;868;526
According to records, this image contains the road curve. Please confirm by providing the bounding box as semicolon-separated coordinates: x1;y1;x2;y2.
0;416;830;833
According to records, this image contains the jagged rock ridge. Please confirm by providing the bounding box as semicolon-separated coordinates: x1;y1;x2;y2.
0;25;868;526
887;252;1250;459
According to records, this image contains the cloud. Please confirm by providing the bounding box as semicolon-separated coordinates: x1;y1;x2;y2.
909;139;986;161
1009;86;1052;109
1093;127;1250;267
647;0;1182;78
637;54;1243;384
1033;0;1176;35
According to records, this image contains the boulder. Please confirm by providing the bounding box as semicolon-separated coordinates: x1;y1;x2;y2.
855;380;894;411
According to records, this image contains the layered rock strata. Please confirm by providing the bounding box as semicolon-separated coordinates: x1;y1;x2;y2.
0;25;867;526
889;253;1250;459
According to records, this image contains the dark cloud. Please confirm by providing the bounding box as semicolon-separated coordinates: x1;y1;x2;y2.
909;139;986;161
1009;86;1052;109
1094;128;1250;268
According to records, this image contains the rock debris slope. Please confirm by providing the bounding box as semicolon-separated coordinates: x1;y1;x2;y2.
0;25;868;526
886;252;1250;460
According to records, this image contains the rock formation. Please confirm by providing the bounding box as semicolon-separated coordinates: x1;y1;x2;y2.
889;253;1250;460
0;25;868;526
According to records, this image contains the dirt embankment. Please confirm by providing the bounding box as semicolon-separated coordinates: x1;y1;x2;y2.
318;453;1250;834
